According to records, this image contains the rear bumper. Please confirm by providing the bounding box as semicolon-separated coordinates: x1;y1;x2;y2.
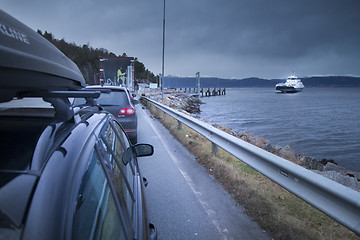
116;115;137;140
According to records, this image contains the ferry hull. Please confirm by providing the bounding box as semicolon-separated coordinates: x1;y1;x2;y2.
276;86;304;93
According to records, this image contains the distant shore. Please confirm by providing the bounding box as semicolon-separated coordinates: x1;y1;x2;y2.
163;75;360;88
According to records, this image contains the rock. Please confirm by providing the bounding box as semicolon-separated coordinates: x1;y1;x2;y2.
320;158;338;166
299;156;324;171
323;162;346;173
313;170;360;191
152;92;203;114
264;143;276;153
347;171;360;181
181;97;203;114
273;145;298;162
231;132;270;150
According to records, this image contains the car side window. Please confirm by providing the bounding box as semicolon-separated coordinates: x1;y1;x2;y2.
101;121;136;218
72;151;126;240
73;120;138;239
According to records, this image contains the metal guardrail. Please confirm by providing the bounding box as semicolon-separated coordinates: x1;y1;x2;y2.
142;97;360;236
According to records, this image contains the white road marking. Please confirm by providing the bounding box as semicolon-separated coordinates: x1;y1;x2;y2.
143;109;230;240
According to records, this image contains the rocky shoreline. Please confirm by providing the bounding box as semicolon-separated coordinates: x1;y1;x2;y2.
148;92;360;191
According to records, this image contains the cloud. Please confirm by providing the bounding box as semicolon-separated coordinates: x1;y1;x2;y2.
1;0;360;78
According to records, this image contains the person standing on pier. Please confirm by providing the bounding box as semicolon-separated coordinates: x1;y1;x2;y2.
117;67;125;85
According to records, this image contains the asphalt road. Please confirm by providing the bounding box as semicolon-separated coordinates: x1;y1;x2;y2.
136;103;270;240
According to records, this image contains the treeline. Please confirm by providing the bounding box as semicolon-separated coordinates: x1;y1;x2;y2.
37;30;156;85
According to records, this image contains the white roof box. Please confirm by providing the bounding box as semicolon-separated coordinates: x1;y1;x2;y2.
0;10;85;102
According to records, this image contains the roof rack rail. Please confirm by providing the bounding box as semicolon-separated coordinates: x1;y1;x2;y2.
18;90;101;99
16;89;102;122
71;88;111;107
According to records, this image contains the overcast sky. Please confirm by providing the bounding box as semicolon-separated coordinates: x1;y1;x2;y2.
2;0;360;79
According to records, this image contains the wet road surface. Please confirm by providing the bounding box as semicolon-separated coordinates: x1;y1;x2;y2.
136;103;270;240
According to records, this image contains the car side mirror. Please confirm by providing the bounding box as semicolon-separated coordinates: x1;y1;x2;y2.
133;143;154;157
122;144;154;165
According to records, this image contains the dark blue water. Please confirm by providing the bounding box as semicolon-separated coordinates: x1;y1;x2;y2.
199;88;360;171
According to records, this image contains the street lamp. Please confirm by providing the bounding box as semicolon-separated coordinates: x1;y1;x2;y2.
161;0;165;102
196;72;200;98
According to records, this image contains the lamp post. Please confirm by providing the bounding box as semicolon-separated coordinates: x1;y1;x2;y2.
196;72;200;98
161;0;165;102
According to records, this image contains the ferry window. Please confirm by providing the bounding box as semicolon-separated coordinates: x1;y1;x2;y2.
72;151;126;240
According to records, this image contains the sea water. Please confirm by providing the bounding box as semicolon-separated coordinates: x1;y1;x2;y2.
199;88;360;171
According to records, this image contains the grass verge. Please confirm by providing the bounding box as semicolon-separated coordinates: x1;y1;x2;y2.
144;101;359;240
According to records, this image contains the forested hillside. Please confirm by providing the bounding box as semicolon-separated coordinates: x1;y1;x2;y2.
37;30;156;85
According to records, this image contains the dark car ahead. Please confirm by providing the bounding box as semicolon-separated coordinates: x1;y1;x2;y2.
0;9;156;240
74;85;138;144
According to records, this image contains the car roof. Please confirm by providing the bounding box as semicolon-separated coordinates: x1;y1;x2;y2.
0;9;85;103
86;85;127;91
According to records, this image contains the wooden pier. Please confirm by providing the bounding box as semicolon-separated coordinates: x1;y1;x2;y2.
201;88;226;97
176;87;226;97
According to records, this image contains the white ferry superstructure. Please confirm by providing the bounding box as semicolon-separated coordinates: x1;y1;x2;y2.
275;75;304;93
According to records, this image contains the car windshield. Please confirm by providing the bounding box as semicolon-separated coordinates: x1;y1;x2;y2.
73;89;129;106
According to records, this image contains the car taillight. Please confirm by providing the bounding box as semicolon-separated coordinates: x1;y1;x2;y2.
119;107;135;115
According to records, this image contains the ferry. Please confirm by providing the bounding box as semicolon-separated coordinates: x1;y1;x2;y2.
275;75;304;93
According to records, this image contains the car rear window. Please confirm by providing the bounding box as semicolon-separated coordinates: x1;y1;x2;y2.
96;90;129;106
73;90;129;106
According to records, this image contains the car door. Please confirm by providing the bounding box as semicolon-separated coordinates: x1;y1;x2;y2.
71;117;152;240
104;119;152;240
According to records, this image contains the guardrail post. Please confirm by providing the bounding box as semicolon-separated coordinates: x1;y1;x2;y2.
177;120;182;129
211;142;219;155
